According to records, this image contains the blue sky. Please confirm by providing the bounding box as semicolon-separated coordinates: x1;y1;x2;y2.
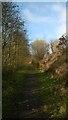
18;2;66;43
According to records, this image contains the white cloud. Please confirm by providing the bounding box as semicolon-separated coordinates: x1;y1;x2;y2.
54;4;66;38
57;24;66;38
23;9;53;23
22;3;66;39
52;4;65;12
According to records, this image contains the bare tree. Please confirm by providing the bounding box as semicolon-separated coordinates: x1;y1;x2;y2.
59;34;68;49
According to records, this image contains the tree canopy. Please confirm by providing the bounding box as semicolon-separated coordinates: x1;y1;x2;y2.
31;40;49;61
2;2;30;72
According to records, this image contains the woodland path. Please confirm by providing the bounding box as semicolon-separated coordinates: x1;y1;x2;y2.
13;73;48;118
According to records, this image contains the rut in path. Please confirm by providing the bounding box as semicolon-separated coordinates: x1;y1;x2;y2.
13;73;48;118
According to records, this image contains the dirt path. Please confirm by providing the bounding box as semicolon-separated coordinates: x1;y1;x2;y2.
13;73;46;118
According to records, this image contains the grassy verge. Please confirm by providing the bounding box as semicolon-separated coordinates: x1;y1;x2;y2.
36;72;66;118
3;70;27;118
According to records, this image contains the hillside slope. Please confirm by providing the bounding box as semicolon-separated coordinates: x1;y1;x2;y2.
39;49;67;83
